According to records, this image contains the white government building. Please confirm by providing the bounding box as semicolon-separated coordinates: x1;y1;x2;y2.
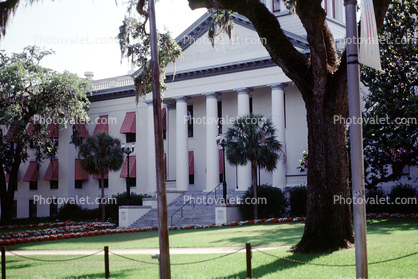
3;1;416;221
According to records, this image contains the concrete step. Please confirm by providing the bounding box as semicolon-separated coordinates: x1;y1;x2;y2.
129;189;246;228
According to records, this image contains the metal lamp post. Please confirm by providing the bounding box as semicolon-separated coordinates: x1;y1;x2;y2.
121;143;135;205
216;135;228;204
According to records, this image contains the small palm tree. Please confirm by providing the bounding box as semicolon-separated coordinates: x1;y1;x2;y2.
78;132;124;221
225;113;283;220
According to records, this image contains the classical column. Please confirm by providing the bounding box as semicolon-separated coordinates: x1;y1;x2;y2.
235;87;252;191
174;96;190;191
269;83;287;188
203;92;219;191
145;100;157;193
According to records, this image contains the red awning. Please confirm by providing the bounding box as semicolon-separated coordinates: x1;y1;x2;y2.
93;115;109;135
188;151;194;175
43;159;59;181
120;156;136;178
27;122;36;136
219;149;223;174
46;124;59;138
120;112;136;134
162;108;167;130
23;161;38;182
5;127;18;142
75;159;89;180
93;171;109;180
74;123;89;138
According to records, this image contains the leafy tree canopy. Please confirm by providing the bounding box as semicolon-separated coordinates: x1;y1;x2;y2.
361;0;418;188
0;45;91;222
118;0;182;102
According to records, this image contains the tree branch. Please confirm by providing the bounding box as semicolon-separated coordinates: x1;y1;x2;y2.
188;0;311;94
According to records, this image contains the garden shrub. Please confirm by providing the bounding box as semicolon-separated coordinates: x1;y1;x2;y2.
388;184;417;214
240;184;286;220
365;187;388;213
57;203;91;221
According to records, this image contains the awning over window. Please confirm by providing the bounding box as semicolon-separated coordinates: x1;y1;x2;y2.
46;124;59;138
27;122;36;136
43;159;59;181
120;156;136;178
93;115;109;135
188;151;194;175
219;149;223;174
5;127;18;142
93;170;109;180
23;161;38;182
75;159;89;180
120;112;136;134
74;123;89;138
162;108;167;130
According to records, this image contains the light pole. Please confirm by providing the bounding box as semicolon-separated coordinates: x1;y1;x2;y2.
121;143;135;205
216;135;228;204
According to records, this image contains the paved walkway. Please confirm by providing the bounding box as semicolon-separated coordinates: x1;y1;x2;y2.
6;246;290;256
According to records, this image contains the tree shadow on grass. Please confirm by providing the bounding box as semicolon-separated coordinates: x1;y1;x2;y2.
226;251;325;279
367;219;418;235
209;226;304;247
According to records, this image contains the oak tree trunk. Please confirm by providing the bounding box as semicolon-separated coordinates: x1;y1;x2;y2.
291;84;354;252
0;143;22;223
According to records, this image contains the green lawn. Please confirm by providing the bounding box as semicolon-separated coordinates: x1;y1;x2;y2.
4;219;418;279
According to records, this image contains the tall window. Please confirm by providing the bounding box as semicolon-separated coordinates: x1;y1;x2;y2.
126;133;136;143
127;177;136;188
98;179;109;189
187;105;194;138
12;200;17;218
29;181;38;190
75;180;83;189
273;0;280;12
50;180;58;189
50;199;58;217
249;97;253;114
29;200;37;218
324;0;336;19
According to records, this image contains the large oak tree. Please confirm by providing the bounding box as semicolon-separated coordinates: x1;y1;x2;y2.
187;0;391;253
0;46;90;223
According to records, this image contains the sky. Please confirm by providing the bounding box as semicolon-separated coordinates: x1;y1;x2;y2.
0;0;206;80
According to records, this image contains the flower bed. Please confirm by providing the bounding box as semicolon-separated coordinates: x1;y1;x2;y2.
0;213;416;246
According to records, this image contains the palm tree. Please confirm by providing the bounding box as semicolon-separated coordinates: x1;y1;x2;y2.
225;113;283;219
78;132;124;221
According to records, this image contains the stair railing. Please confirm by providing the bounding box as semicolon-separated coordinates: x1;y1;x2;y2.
170;183;223;227
205;182;222;202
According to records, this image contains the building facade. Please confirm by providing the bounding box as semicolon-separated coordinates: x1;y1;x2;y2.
3;2;416;219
